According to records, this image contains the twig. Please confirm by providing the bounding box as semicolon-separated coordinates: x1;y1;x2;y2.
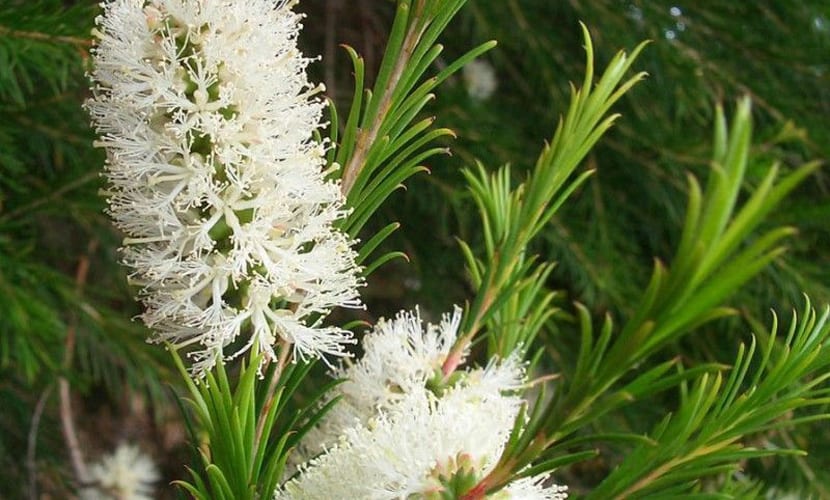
442;270;499;376
253;339;293;449
59;375;87;483
523;372;561;389
0;24;91;47
58;239;99;486
0;171;98;223
26;385;54;500
339;0;426;195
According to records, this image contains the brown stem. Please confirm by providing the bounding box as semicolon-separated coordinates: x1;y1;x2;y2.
459;456;518;500
459;481;488;500
253;339;293;449
59;375;87;483
0;24;91;47
340;1;426;195
613;443;727;500
441;281;497;377
58;240;98;485
462;432;549;499
525;372;561;388
26;386;53;500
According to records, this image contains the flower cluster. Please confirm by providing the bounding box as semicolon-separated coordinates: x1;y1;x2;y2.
89;2;569;497
81;444;159;500
295;306;464;460
87;0;362;375
282;308;568;499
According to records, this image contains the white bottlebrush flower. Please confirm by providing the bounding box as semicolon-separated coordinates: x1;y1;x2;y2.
81;444;159;500
282;305;567;498
87;0;362;375
296;306;465;462
278;359;529;499
462;59;498;100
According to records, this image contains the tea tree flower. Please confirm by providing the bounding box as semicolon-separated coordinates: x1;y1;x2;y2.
297;307;465;461
284;307;567;498
87;0;362;375
279;366;516;498
81;444;159;500
331;307;465;419
279;358;566;498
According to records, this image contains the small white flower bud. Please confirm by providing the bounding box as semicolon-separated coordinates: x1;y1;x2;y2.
81;444;159;500
463;59;498;100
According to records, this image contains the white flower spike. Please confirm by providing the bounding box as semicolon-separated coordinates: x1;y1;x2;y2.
284;307;567;499
87;0;363;375
280;356;566;499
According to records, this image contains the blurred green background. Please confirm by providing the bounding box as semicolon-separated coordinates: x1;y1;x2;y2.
0;0;827;497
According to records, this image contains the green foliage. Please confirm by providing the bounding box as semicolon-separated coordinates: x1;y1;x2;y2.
0;246;67;381
331;0;494;274
414;1;829;318
0;2;174;495
173;351;338;500
456;25;646;362
470;97;821;496
0;0;171;394
583;99;818;398
0;0;97;382
588;300;830;499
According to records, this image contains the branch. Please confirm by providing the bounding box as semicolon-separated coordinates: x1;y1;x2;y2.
0;24;91;47
340;1;426;195
58;239;98;485
254;339;293;450
26;386;53;500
